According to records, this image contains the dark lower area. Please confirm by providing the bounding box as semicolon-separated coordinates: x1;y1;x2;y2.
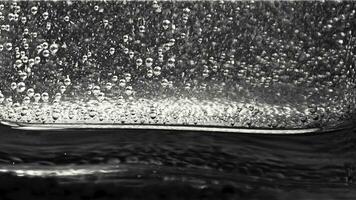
0;173;241;200
0;173;254;200
1;173;355;200
0;124;356;199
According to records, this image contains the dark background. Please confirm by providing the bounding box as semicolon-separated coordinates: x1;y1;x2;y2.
0;124;355;199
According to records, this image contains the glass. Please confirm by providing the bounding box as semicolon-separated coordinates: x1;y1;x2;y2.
1;1;356;199
0;1;355;134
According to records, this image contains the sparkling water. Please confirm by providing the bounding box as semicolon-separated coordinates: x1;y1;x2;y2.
0;1;356;199
0;1;355;131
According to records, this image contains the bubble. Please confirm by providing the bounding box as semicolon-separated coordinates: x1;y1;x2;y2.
54;93;62;101
64;77;71;86
34;93;41;103
93;86;100;96
89;109;96;118
125;86;133;96
21;106;28;116
105;82;112;90
41;92;49;103
8;110;15;119
11;82;17;90
22;96;31;105
150;111;157;120
124;73;131;82
35;109;42;117
52;110;60;120
68;112;75;119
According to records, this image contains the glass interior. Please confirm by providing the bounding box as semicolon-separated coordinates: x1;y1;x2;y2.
0;1;355;131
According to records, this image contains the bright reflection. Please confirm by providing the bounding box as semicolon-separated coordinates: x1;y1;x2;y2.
0;166;124;177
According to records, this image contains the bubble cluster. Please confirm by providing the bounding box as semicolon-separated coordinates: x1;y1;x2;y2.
0;1;355;129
